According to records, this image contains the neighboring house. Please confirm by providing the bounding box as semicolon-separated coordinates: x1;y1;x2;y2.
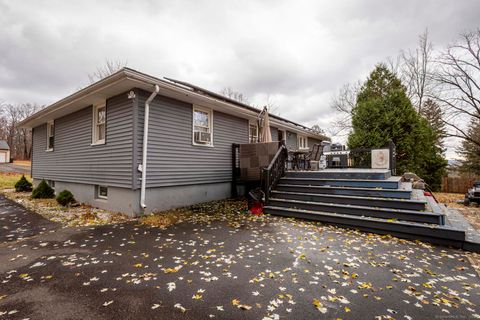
0;140;10;163
19;68;327;216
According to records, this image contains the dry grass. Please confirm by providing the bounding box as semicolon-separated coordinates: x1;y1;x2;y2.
432;192;466;208
12;160;31;167
0;173;30;190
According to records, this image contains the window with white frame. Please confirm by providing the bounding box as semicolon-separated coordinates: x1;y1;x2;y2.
193;107;212;146
298;135;308;149
96;185;108;199
46;121;54;151
249;122;259;143
92;103;106;144
47;180;55;190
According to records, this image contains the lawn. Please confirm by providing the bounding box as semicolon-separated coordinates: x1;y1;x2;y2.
0;173;30;190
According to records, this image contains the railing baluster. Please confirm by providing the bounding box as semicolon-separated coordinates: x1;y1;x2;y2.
262;143;287;204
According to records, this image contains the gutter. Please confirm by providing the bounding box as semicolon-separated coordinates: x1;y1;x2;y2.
140;84;160;209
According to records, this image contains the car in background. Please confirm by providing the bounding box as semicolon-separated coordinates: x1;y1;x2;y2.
464;181;480;206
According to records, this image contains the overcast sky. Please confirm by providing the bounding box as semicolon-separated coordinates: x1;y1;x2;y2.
1;0;479;158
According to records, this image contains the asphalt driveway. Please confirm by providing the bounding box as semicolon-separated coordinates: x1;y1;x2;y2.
0;195;479;319
0;163;30;175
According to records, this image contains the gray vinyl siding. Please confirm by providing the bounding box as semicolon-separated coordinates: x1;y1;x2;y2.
308;137;323;148
32;92;134;188
135;89;249;188
270;127;278;141
286;130;297;150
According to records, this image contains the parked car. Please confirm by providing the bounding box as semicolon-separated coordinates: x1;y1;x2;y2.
464;181;480;206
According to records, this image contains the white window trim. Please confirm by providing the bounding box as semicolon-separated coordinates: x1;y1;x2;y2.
192;105;214;147
298;135;308;150
278;129;287;142
92;102;106;146
97;185;108;199
46;120;54;152
249;120;259;143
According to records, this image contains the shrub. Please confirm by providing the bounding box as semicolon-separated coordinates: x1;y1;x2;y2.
31;180;55;199
14;175;33;192
56;190;76;206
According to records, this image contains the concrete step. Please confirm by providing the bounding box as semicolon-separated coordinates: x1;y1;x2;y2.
279;177;400;189
264;206;465;248
271;190;427;211
286;169;392;180
268;198;442;224
276;184;412;199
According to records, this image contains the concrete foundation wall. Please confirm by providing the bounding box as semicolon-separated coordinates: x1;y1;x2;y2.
141;182;231;214
33;179;231;216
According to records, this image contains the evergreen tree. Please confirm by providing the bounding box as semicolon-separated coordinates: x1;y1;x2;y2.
348;64;447;190
459;118;480;175
420;99;446;148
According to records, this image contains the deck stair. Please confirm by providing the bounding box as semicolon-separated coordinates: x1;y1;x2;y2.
264;169;470;249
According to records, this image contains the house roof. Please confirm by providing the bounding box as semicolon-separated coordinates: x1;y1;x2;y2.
18;68;328;141
0;140;9;150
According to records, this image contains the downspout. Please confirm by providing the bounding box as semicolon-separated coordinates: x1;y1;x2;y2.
140;84;160;209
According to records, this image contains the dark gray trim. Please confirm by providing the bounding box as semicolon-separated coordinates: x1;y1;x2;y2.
264;206;465;248
271;190;426;211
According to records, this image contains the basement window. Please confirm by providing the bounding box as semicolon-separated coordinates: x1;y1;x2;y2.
47;180;55;190
46;121;54;151
96;185;108;199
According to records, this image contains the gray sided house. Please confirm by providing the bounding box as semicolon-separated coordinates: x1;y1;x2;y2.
20;68;326;216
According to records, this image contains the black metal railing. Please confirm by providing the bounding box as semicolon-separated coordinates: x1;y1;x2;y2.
325;140;396;175
231;143;240;197
261;142;288;203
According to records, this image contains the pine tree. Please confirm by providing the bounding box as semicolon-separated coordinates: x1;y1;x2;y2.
420;99;446;148
459;118;480;175
348;64;447;190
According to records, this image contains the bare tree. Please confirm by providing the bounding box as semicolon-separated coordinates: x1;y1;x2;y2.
1;103;42;160
433;29;480;148
329;81;362;136
220;87;249;104
88;59;128;84
400;29;434;113
311;124;325;135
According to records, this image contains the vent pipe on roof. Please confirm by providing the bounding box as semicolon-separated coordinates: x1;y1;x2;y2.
140;84;160;209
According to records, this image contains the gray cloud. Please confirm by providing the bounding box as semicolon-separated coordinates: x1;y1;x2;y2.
1;0;479;158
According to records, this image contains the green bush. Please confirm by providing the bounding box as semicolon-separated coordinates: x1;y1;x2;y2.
31;180;55;199
56;190;76;206
14;175;33;192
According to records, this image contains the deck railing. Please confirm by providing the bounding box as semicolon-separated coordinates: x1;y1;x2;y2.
261;142;288;203
231;143;240;197
325;140;396;175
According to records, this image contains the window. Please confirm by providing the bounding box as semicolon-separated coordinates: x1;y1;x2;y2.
193;106;213;146
298;136;308;149
46;121;54;151
47;180;55;190
92;103;106;145
97;185;108;199
249;122;259;143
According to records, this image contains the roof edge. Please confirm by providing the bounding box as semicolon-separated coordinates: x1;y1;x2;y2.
18;67;329;141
